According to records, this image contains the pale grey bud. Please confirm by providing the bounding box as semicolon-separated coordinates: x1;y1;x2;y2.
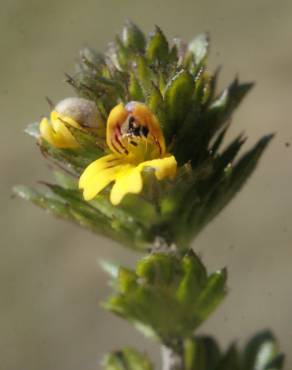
55;97;103;128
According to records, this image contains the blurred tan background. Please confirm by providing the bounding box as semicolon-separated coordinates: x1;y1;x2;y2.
1;0;292;369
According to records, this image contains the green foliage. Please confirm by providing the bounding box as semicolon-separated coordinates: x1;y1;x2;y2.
168;134;273;246
183;336;221;370
183;331;284;370
103;251;226;347
103;347;153;370
164;70;195;141
13;183;151;251
101;331;284;370
243;331;285;370
146;26;169;65
122;20;146;53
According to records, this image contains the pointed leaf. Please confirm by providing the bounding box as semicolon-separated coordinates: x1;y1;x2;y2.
53;171;77;189
128;73;144;101
79;47;106;72
146;26;169;65
122;20;146;53
135;55;152;93
176;251;207;303
192;268;227;328
114;35;129;69
136;253;180;285
216;345;240;370
243;331;283;370
14;184;150;251
184;336;221;370
146;83;166;132
164;70;195;140
213;135;247;175
206;79;254;137
177;134;274;245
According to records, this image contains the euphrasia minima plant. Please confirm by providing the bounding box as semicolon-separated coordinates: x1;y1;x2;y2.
14;21;285;370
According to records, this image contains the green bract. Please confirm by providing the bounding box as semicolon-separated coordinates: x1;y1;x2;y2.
102;332;284;370
183;331;284;370
103;251;226;346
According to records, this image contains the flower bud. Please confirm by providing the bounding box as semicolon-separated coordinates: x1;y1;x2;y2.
55;97;103;128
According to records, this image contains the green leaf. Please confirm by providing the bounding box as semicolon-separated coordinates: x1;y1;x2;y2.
213;135;247;175
114;35;129;69
146;26;169;65
47;184;148;236
210;124;230;155
39;139;101;174
172;134;273;245
103;347;153;370
243;331;283;370
79;47;106;72
13;184;151;251
206;79;254;136
176;251;207;303
128;72;144;101
164;70;195;141
191;268;227;328
53;171;78;189
146;83;166;134
183;336;221;370
134;55;152;93
136;253;181;285
182;332;284;370
13;185;68;216
216;345;240;370
122;20;146;53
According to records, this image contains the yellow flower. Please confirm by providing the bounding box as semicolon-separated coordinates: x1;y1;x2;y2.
79;102;177;205
39;97;104;149
40;110;80;149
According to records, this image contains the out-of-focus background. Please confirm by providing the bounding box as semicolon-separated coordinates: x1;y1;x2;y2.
1;0;291;369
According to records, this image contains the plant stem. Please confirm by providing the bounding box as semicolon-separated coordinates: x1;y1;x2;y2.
161;346;184;370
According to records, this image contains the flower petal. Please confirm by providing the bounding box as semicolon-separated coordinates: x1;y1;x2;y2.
51;111;80;130
40;117;57;146
39;112;79;149
138;155;177;180
110;166;143;205
79;154;127;201
106;103;128;154
109;155;177;205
